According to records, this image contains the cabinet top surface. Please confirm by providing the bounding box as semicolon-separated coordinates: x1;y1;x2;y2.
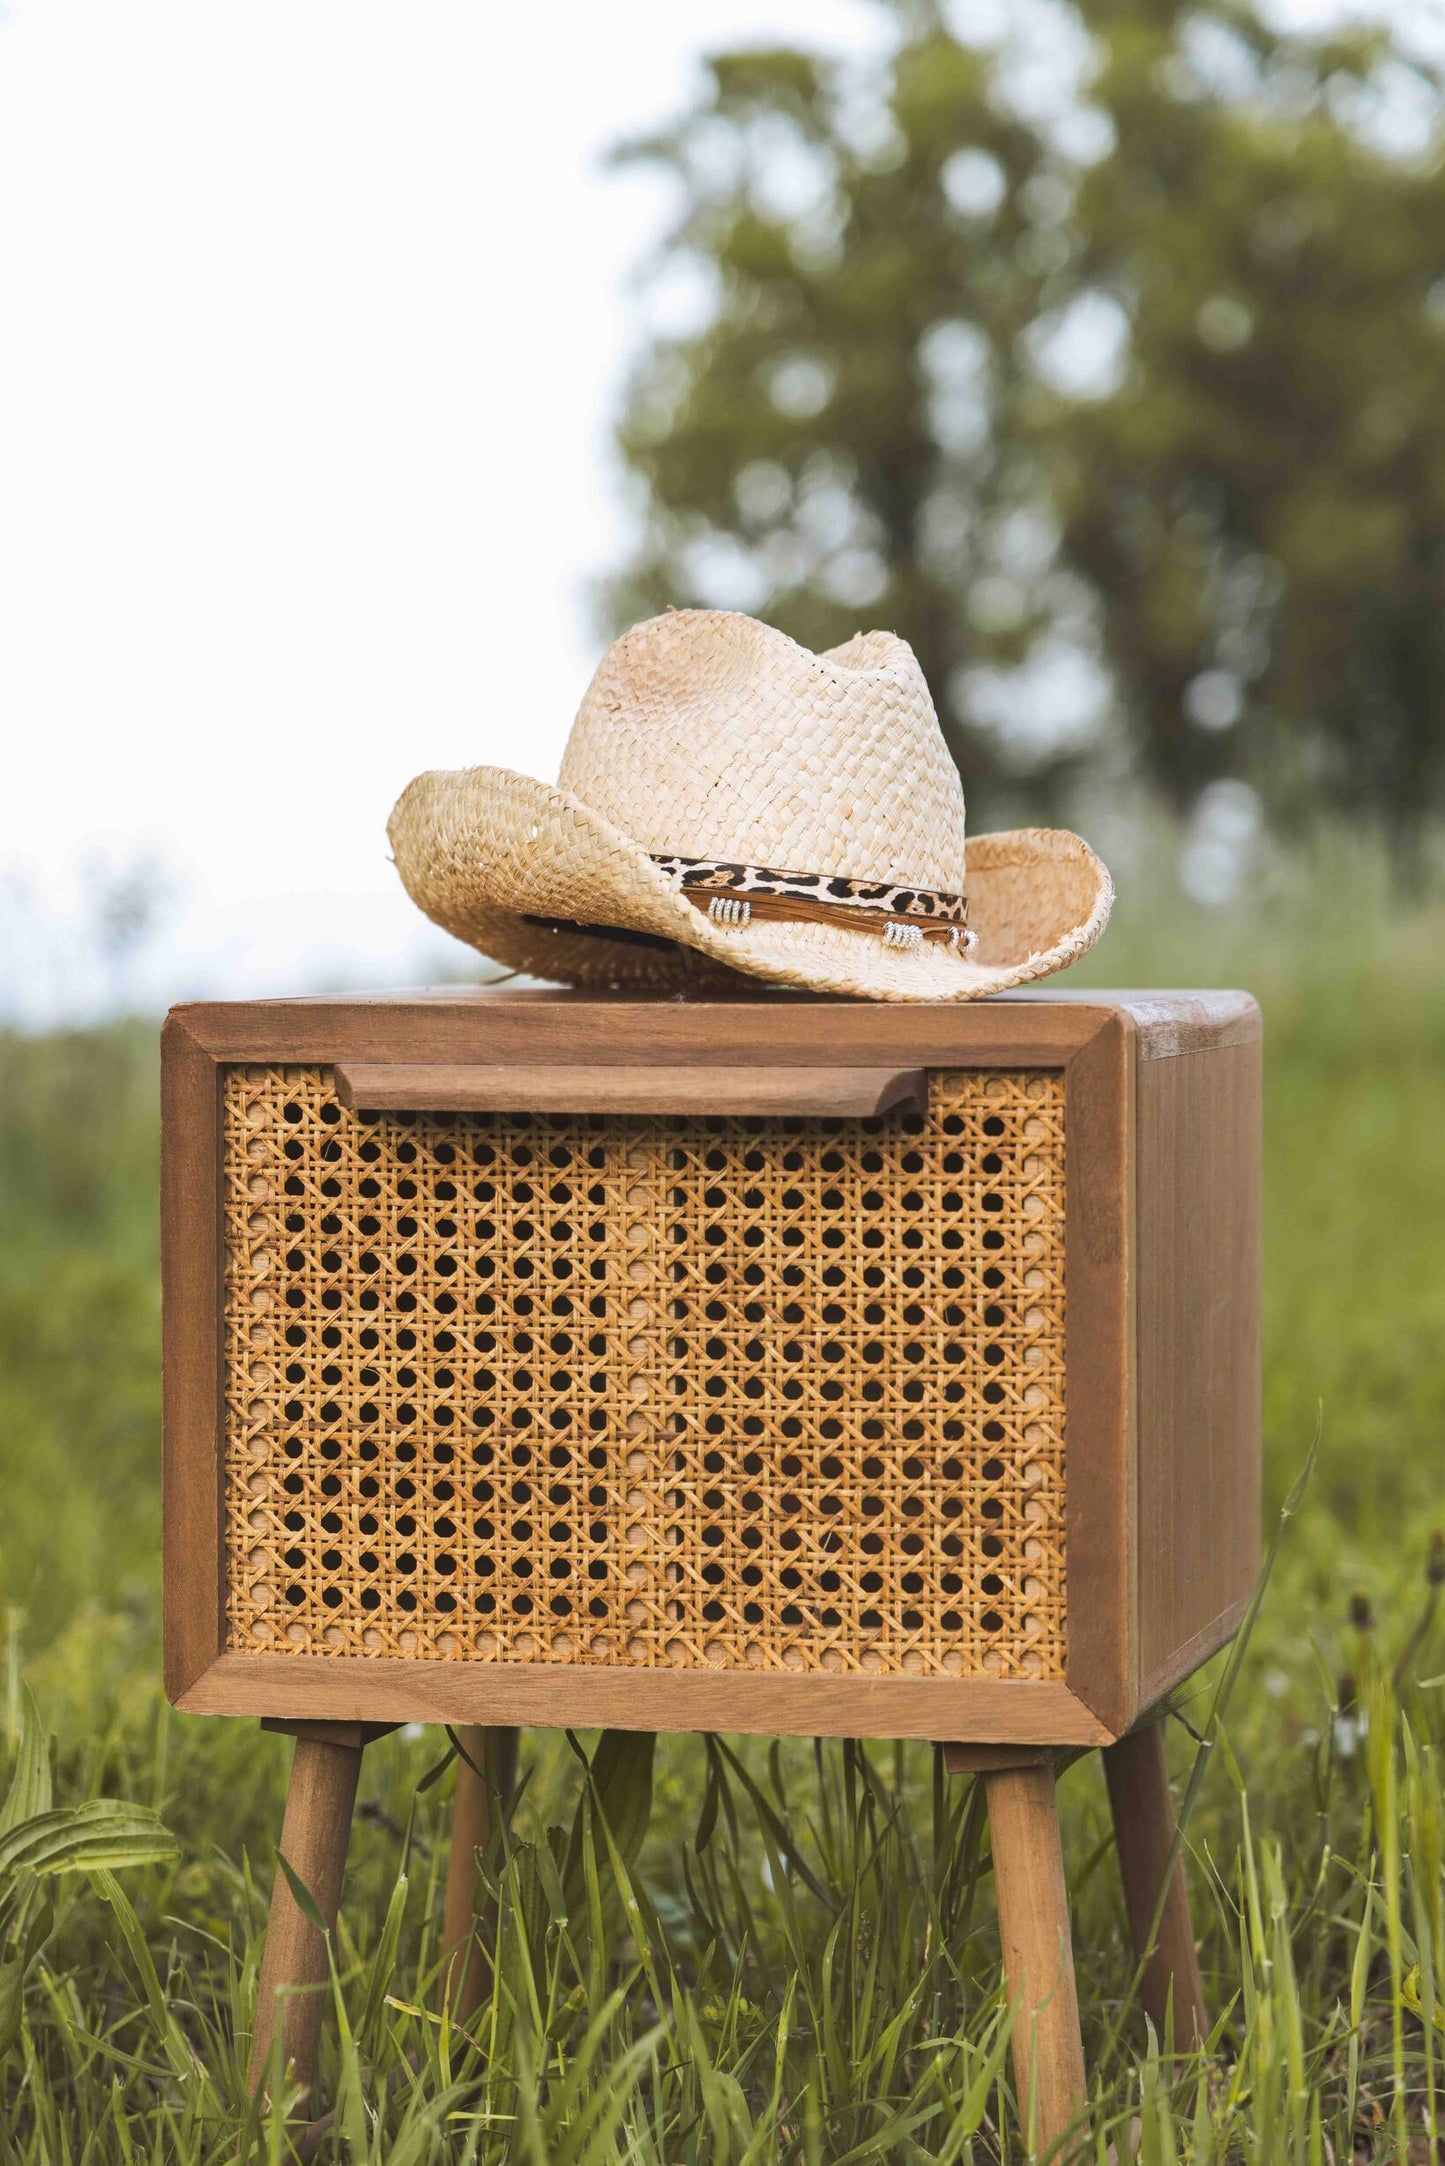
166;985;1259;1063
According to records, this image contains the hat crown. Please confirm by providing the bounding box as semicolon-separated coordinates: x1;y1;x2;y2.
558;610;968;890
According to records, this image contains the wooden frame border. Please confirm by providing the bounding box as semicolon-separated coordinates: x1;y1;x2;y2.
1059;1013;1136;1735
160;1015;227;1702
162;994;1134;1744
176;1656;1111;1743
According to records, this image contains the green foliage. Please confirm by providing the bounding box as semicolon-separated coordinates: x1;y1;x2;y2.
0;1690;174;2066
611;0;1445;851
0;1573;1443;2157
0;1022;159;1641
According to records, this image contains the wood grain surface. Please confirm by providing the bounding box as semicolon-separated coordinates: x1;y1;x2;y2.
161;1017;226;1703
177;1652;1114;1744
333;1061;926;1117
1134;1032;1262;1712
985;1761;1088;2148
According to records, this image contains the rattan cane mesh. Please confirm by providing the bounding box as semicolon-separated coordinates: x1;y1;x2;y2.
221;1066;1067;1678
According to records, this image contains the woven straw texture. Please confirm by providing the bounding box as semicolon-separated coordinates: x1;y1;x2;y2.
222;1063;1068;1680
389;610;1111;1003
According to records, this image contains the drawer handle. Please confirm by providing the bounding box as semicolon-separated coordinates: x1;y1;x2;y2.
332;1062;926;1119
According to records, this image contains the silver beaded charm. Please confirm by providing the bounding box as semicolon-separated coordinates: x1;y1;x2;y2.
707;895;752;927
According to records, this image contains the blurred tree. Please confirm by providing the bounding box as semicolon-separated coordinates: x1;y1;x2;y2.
609;0;1445;863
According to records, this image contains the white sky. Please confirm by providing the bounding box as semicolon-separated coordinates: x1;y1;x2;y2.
0;0;887;1022
0;0;1414;1021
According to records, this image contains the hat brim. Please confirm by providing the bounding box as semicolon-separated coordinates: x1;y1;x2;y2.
388;766;1112;1003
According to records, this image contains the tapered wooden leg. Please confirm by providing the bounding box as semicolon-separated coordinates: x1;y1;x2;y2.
440;1725;519;2022
1104;1720;1207;2051
248;1735;363;2101
985;1762;1088;2152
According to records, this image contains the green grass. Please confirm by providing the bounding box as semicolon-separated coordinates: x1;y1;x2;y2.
1;838;1443;2158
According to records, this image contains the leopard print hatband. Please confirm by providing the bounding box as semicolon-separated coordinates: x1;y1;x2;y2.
650;854;975;953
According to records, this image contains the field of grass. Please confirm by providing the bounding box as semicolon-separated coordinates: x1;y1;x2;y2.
1;842;1443;2159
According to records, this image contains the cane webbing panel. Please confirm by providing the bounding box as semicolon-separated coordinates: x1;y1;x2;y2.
221;1066;1067;1678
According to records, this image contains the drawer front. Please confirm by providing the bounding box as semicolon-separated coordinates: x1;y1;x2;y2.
222;1065;1067;1681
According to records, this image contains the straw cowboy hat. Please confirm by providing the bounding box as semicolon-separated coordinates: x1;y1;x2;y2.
389;610;1111;1003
